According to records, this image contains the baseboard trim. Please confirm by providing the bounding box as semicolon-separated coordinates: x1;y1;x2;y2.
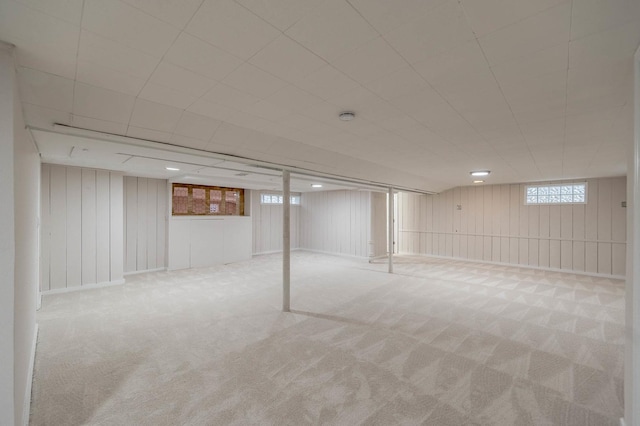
124;267;166;276
23;323;38;426
298;248;370;261
253;248;302;256
42;279;126;295
396;252;626;280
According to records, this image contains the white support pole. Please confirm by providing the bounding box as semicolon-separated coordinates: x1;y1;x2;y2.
388;187;393;274
283;170;291;312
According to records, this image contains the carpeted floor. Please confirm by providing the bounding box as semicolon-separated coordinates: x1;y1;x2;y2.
30;252;625;425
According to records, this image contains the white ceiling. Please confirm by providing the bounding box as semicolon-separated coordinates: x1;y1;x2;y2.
2;0;638;192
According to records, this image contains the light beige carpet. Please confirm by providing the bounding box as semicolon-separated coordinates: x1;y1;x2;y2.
31;252;624;425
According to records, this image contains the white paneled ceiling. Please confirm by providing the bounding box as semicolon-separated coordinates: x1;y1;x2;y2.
2;0;639;192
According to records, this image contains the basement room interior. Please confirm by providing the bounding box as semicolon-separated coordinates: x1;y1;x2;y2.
1;0;640;425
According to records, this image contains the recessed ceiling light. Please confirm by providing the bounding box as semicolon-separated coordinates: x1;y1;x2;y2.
473;180;484;184
470;170;490;177
339;111;355;121
166;167;180;171
311;184;323;188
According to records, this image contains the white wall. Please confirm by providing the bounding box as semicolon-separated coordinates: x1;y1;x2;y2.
397;177;627;276
0;44;39;426
251;191;299;254
300;190;377;258
625;45;640;426
41;164;124;292
124;177;167;274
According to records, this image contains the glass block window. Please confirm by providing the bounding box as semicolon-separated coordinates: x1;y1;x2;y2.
525;183;587;205
261;193;301;205
171;183;244;216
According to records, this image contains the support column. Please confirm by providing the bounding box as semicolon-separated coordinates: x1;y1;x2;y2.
283;170;290;312
388;187;393;274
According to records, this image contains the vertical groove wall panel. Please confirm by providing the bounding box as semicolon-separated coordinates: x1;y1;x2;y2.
81;169;97;285
96;171;110;283
49;165;67;290
251;191;300;254
124;177;138;272
109;173;124;281
136;178;148;271
147;180;158;270
395;177;626;277
41;165;124;290
66;167;82;288
40;164;51;292
157;180;167;268
123;177;168;272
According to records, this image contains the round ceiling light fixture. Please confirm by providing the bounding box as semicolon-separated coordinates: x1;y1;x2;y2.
470;170;490;177
339;111;355;121
311;184;323;188
473;180;484;184
166;167;180;171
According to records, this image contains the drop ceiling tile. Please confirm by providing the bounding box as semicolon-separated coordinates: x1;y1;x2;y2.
348;0;447;35
224;111;273;132
129;99;183;133
384;0;475;65
241;100;292;121
18;67;74;112
120;0;204;28
164;32;243;82
285;0;379;62
15;39;77;80
76;61;146;96
566;58;632;116
478;2;571;66
414;41;498;100
332;37;408;84
491;43;569;86
265;85;324;112
83;0;179;57
138;82;198;109
364;67;428;101
235;0;318;31
126;125;172;142
568;19;640;69
208;122;258;149
461;0;568;37
187;99;236;121
203;83;261;111
148;61;217;98
14;0;84;25
222;63;287;99
571;0;640;40
70;114;128;135
169;134;209;150
22;103;71;129
73;82;136;123
389;85;447;114
186;0;280;60
174;111;221;141
0;1;80;48
249;35;326;83
327;86;404;123
78;31;159;80
294;65;360;101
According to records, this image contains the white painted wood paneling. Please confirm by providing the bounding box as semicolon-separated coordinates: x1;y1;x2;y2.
48;165;66;290
96;171;111;283
81;168;97;285
396;177;626;276
41;165;124;291
110;173;124;282
300;190;374;258
123;176;167;273
40;164;51;292
251;190;300;254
